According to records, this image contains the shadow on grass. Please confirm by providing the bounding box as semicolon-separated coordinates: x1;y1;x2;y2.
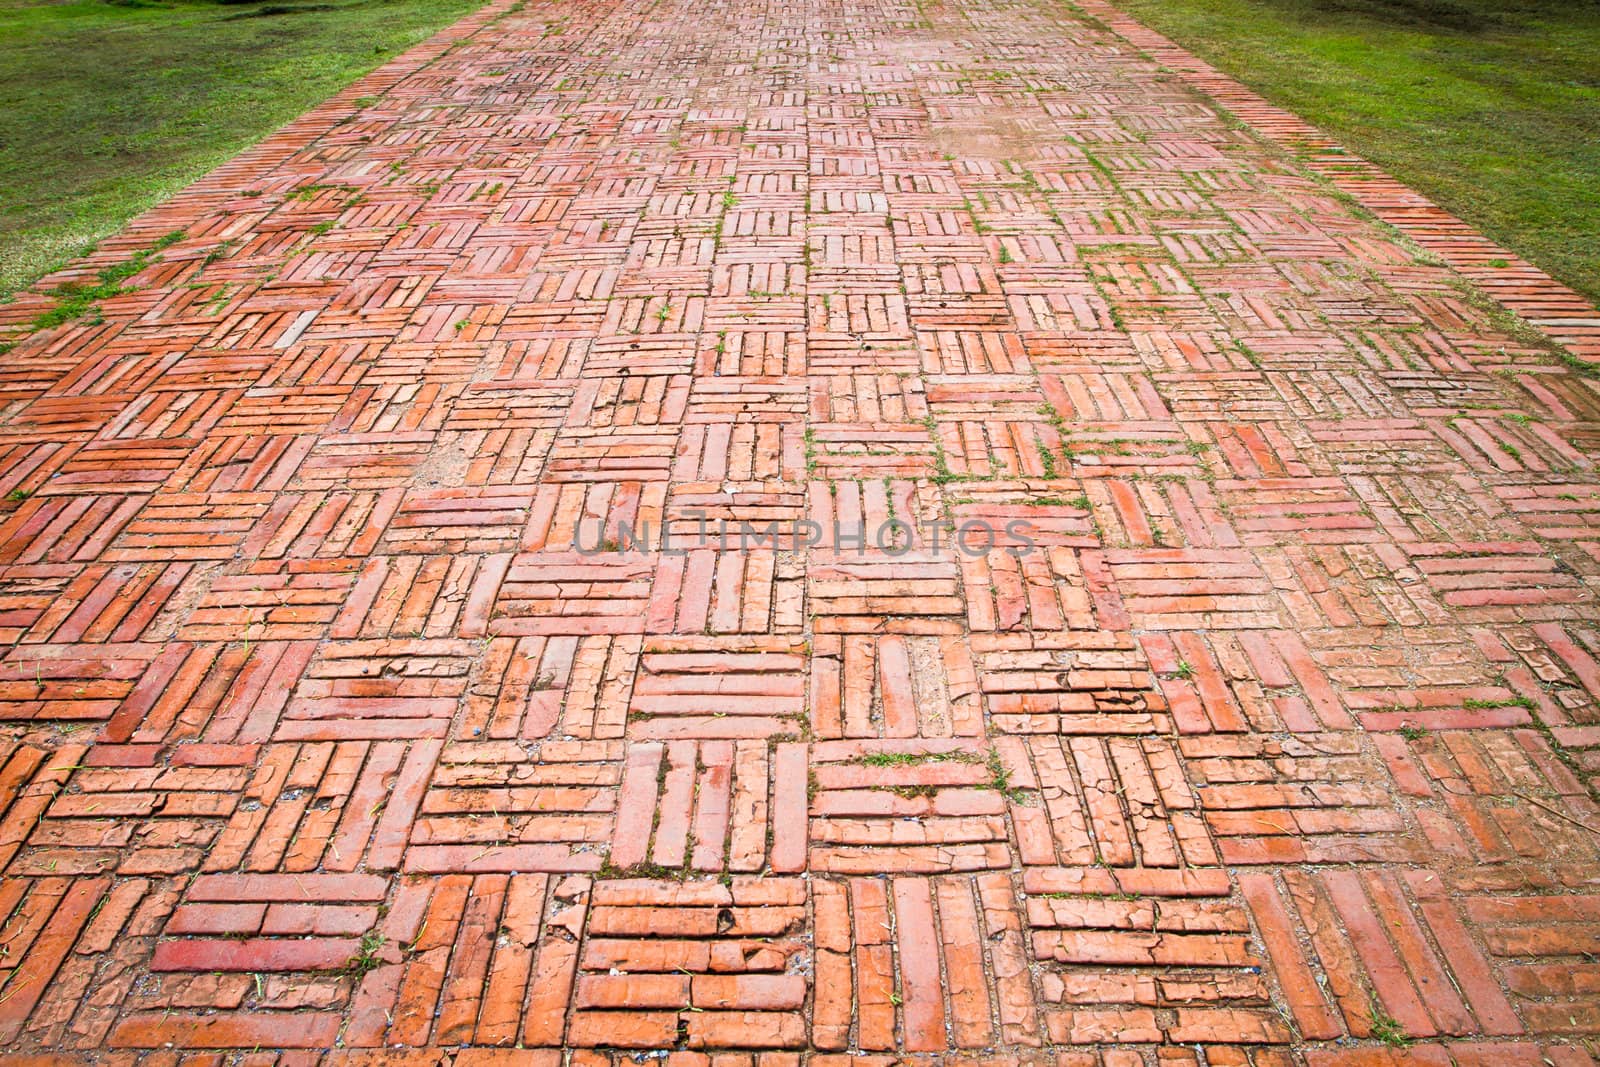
1308;0;1510;34
223;5;343;19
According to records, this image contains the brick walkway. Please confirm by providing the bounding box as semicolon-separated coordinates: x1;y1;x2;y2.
1;0;1599;1060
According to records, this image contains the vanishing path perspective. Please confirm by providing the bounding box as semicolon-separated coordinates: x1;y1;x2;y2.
2;0;1600;1060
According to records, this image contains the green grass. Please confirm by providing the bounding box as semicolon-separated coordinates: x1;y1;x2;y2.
30;226;186;329
1103;0;1600;307
0;0;484;299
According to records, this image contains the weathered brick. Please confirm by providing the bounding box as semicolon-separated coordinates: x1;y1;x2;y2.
1;0;1597;1053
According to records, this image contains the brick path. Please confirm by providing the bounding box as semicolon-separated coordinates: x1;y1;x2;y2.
1;0;1599;1061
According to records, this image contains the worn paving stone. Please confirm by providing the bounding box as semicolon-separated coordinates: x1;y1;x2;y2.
0;0;1599;1060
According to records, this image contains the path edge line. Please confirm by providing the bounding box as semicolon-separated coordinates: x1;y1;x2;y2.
1079;0;1600;364
15;0;521;298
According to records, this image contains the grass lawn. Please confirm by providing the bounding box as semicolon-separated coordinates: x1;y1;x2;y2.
0;0;483;299
1105;0;1600;307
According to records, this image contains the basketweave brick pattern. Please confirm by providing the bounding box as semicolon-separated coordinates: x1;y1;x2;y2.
2;0;1600;1059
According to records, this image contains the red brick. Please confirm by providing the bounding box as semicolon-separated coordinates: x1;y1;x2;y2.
150;937;359;972
109;1009;341;1049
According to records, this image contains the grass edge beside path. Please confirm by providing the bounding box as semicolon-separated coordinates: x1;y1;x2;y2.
1094;0;1600;310
0;0;489;301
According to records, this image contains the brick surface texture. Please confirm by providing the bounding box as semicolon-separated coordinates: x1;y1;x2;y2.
0;0;1598;1062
